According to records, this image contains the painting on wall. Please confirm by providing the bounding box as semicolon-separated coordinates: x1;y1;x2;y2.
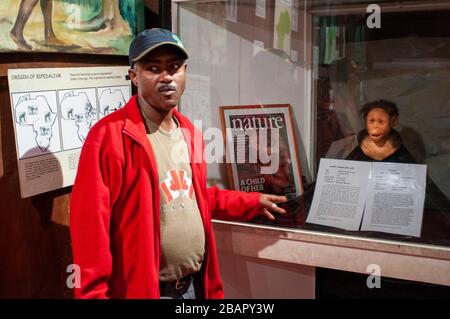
0;0;144;55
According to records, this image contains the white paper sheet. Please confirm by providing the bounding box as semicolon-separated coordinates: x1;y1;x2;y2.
361;162;427;237
307;158;370;230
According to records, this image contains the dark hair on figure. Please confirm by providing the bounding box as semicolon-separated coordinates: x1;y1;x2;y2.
360;99;399;119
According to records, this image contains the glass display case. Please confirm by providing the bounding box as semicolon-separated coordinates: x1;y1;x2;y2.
173;1;450;287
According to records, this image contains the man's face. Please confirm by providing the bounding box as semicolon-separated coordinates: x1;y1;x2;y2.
366;107;397;143
129;46;186;112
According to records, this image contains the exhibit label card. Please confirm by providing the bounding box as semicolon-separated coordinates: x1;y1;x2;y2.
220;104;304;200
256;0;266;19
307;159;427;237
361;162;426;237
307;158;370;231
273;0;292;52
8;66;131;198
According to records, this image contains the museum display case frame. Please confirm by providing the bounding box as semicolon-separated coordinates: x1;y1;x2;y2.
172;0;450;293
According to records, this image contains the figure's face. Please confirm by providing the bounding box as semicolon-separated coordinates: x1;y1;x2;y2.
269;147;291;191
129;46;186;112
365;107;397;143
259;141;291;192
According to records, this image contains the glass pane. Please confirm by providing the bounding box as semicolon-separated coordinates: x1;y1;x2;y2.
176;0;450;247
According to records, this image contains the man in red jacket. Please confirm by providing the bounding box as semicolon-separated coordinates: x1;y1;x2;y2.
69;28;287;299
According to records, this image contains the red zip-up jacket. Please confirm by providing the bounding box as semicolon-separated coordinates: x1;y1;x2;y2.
69;96;261;298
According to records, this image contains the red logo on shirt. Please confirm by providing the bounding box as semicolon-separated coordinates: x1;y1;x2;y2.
160;169;194;203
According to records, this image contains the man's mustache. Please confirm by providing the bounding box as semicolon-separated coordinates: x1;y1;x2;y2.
158;84;176;92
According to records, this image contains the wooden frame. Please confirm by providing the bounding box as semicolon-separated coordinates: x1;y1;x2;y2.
220;104;304;199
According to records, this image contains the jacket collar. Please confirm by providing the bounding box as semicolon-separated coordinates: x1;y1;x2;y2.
122;95;195;147
123;95;149;144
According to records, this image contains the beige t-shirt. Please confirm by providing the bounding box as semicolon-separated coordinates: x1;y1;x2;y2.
144;116;205;281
